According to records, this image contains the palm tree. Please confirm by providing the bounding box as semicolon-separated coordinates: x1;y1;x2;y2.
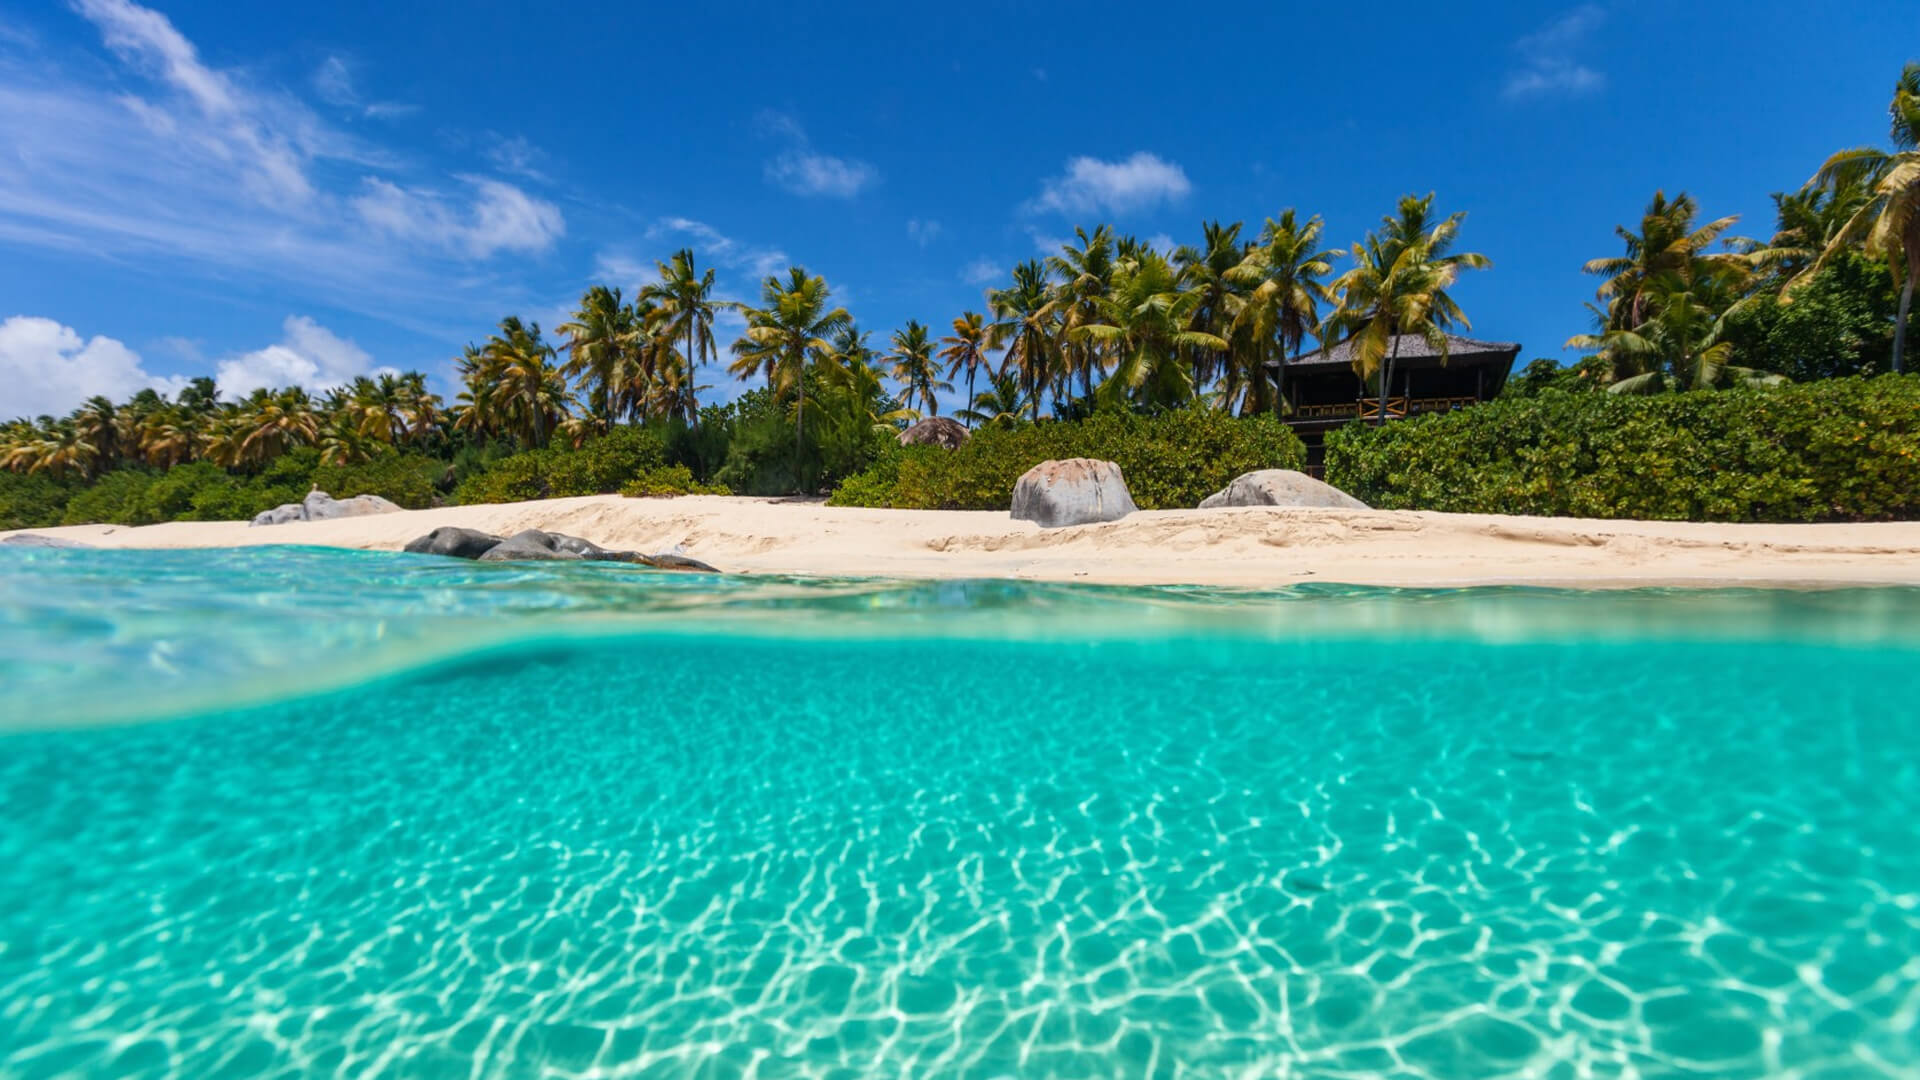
1047;226;1119;404
485;317;570;449
1173;221;1250;394
558;285;640;433
938;312;994;429
1226;209;1336;415
1323;193;1491;425
1583;192;1746;333
886;320;949;416
641;249;727;421
729;267;851;463
71;396;121;476
1072;247;1225;410
1792;62;1920;374
987;260;1058;421
237;387;320;464
955;370;1034;430
1569;273;1781;393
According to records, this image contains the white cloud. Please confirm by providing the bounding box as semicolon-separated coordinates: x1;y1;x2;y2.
1146;233;1175;254
961;258;1001;285
0;0;558;337
1027;152;1191;216
484;133;546;180
1503;5;1606;99
907;218;941;246
0;315;186;419
214;315;389;398
757;110;876;198
312;56;356;107
311;53;416;120
642;217;788;280
352;176;564;258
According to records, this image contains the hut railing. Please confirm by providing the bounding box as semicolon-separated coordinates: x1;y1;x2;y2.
1289;395;1482;423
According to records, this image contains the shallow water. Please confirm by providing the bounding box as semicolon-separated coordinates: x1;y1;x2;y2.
2;548;1918;1077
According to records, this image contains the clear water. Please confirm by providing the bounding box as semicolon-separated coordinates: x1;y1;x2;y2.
2;548;1918;1078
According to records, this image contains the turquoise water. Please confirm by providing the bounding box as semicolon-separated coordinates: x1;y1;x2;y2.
2;548;1918;1077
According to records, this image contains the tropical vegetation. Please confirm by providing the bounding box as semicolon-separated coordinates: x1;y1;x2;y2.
6;63;1919;528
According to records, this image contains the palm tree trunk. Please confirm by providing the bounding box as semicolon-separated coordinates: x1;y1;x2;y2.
965;365;977;429
795;377;806;493
1375;336;1401;428
687;323;701;426
1895;258;1914;376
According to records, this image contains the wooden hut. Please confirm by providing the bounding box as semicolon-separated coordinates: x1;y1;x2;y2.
1265;334;1520;471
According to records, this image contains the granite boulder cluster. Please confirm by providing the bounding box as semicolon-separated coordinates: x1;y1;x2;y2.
403;527;719;571
1008;460;1370;528
251;490;403;527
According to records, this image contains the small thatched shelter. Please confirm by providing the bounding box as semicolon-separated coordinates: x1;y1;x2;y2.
898;416;969;450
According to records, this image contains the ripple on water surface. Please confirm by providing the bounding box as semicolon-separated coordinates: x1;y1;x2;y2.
0;549;1918;1077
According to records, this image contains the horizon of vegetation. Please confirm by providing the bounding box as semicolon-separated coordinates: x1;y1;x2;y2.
3;63;1916;502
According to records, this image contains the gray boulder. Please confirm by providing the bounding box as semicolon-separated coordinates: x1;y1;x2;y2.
1198;469;1369;511
898;416;969;450
641;552;721;573
250;503;307;527
460;528;721;571
0;533;92;548
478;529;590;562
303;490;403;521
403;526;504;559
1010;458;1138;528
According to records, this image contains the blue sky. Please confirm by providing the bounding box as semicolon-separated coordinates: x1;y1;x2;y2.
0;0;1911;419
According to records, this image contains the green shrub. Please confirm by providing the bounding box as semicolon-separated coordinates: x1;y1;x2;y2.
453;427;667;505
0;471;76;530
618;464;731;498
826;408;1307;510
143;462;240;521
1324;375;1920;522
59;469;160;526
314;453;441;509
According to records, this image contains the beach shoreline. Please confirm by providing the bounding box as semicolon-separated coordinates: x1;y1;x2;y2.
8;494;1920;589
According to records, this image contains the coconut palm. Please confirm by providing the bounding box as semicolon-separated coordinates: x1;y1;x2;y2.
641;249;727;421
234;388;319;464
485;318;570;449
955;370;1034;430
1072;247;1225;410
71;396;122;475
886;320;949;416
729;267;852;461
1173;221;1250;393
987;260;1058;421
558;285;640;433
1572;273;1783;393
1324;193;1491;424
938;312;995;430
1047;226;1119;404
1791;62;1920;374
1226;209;1336;415
1583;192;1746;334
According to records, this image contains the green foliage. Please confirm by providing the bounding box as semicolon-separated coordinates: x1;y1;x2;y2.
709;379;900;496
827;408;1307;510
1723;252;1911;381
618;464;731;498
452;426;667;505
60;469;160;526
1325;376;1920;522
313;453;442;509
1504;357;1610;397
0;471;77;530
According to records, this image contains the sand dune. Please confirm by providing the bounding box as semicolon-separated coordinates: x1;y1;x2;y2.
10;494;1920;587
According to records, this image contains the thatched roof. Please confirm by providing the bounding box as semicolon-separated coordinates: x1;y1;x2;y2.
1267;334;1520;373
898;416;969;450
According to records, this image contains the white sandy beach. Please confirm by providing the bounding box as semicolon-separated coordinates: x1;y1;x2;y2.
9;494;1920;587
